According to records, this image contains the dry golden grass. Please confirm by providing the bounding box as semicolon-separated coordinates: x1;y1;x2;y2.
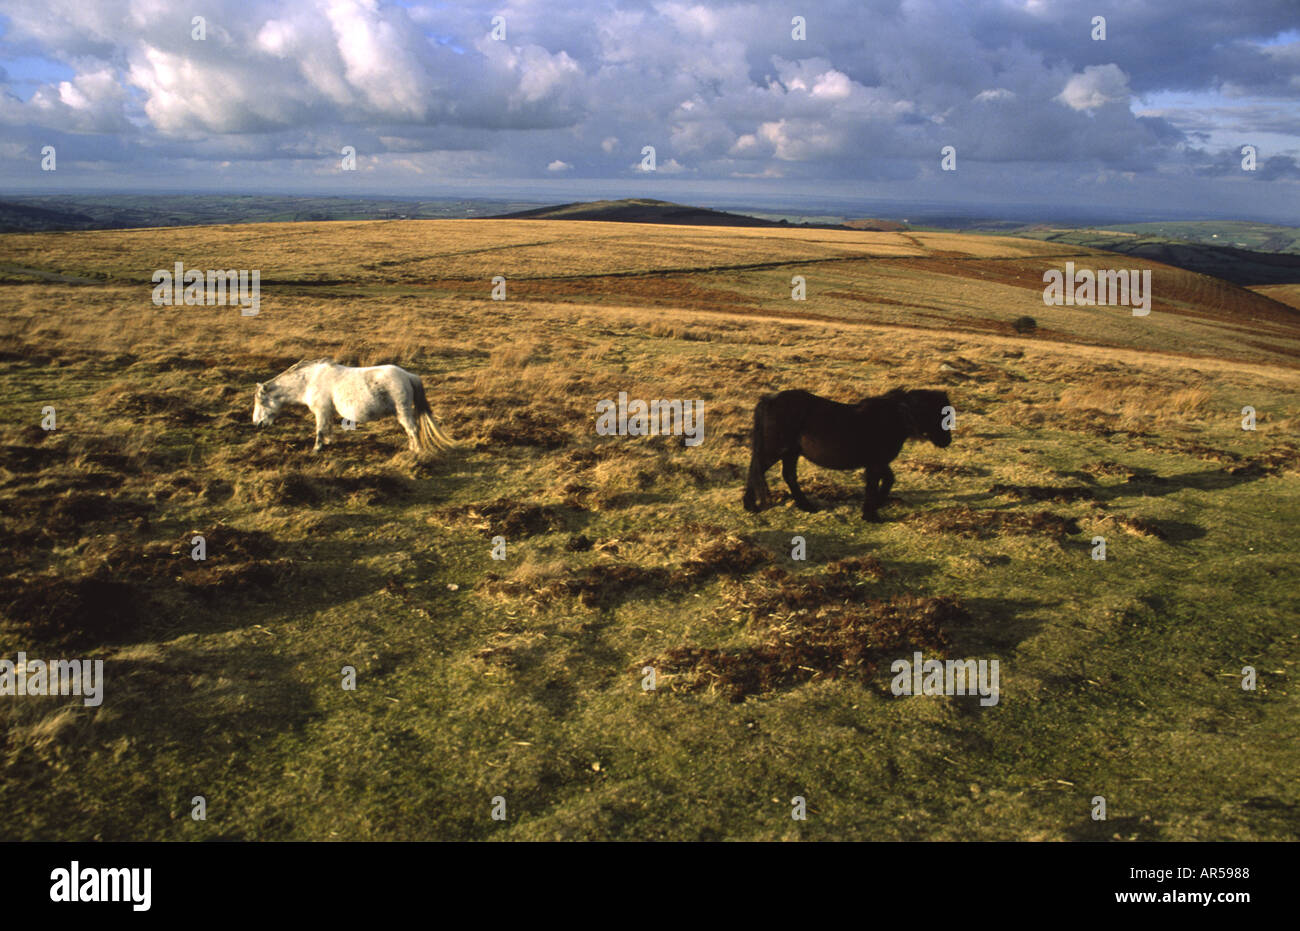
1057;383;1214;426
4;219;1298;365
1;219;1297;842
1249;283;1300;310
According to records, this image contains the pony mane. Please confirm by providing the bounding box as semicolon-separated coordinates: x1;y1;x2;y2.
278;357;334;376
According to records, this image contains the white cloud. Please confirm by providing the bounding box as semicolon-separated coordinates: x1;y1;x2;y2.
1057;64;1131;111
0;0;1292;203
655;2;722;38
810;70;853;100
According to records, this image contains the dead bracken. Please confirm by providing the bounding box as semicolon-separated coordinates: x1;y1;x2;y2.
44;491;152;527
484;534;772;608
1092;513;1167;539
256;469;411;506
989;482;1099;504
1082;460;1135;479
108;390;212;425
0;573;145;649
436;496;585;537
906;506;1081;539
731;557;891;620
0;526;293;648
481;411;570;449
650;594;964;701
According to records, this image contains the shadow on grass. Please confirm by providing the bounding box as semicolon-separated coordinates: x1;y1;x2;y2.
1098;465;1275;500
0;526;399;651
1;638;320;841
955;596;1056;653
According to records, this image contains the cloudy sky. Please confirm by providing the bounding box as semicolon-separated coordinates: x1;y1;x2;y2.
1;0;1297;219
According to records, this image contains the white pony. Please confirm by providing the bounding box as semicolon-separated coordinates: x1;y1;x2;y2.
253;358;456;454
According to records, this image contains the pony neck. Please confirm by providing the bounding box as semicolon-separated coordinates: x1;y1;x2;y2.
272;361;327;393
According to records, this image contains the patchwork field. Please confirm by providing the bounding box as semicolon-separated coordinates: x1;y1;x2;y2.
1;219;1297;840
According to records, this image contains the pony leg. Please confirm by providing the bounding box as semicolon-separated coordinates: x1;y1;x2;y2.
878;466;895;504
743;452;777;512
782;452;818;512
862;467;882;521
396;405;422;453
862;465;895;521
743;398;778;512
313;407;333;452
743;461;771;512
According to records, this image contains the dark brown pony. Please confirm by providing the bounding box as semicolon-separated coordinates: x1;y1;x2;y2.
743;388;954;521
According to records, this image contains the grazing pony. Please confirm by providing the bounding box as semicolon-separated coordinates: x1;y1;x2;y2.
252;358;456;454
743;387;953;521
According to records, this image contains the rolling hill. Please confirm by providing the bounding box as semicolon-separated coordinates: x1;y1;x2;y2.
1012;227;1300;288
487;197;851;229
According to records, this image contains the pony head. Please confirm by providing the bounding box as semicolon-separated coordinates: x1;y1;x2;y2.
896;388;954;448
252;382;285;426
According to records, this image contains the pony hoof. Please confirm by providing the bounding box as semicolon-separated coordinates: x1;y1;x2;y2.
796;501;820;513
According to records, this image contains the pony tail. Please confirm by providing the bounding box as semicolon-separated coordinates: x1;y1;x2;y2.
421;413;458;449
743;398;771;511
411;377;457;450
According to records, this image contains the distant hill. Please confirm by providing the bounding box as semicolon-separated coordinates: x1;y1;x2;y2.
1094;221;1300;254
1101;239;1300;287
1012;227;1300;287
0;200;103;232
0;195;537;233
486;198;850;229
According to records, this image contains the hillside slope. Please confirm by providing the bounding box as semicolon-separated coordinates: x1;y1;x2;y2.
3;220;1298;365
